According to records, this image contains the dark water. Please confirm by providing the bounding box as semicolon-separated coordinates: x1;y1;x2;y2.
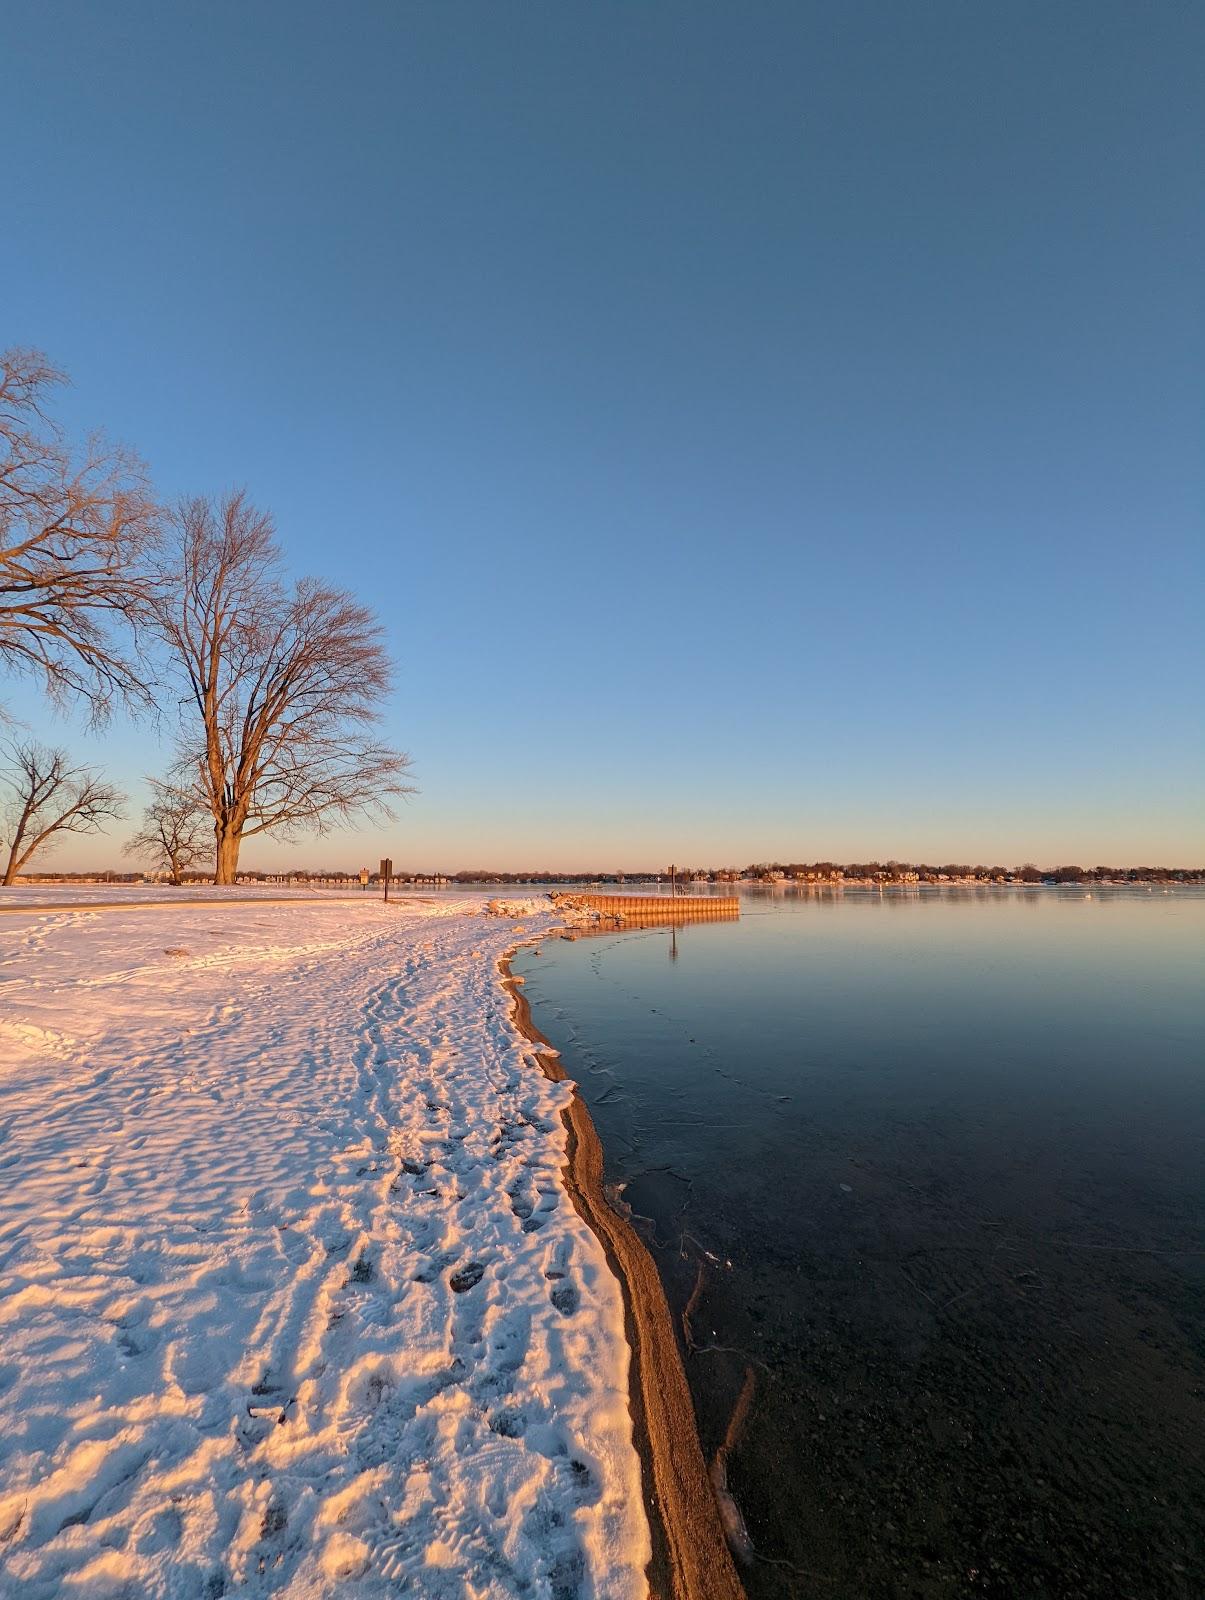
514;887;1205;1600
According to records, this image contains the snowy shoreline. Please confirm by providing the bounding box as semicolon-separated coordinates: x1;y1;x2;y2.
500;950;745;1600
0;890;649;1596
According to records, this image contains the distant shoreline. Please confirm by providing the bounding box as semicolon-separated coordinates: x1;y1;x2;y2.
8;867;1202;891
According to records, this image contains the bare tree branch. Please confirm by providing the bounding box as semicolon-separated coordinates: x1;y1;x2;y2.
155;493;414;883
0;347;162;722
123;777;209;885
1;740;126;885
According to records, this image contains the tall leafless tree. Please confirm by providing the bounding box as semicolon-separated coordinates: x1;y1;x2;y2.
0;348;162;721
154;492;413;884
123;779;208;885
1;741;126;885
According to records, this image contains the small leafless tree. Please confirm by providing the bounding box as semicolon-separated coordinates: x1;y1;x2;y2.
0;348;162;721
154;492;413;884
1;741;126;885
123;779;209;885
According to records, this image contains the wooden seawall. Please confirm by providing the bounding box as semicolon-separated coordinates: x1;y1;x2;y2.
552;891;740;922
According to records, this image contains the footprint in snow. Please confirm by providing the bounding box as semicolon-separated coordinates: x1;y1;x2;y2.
550;1281;580;1317
544;1237;572;1281
260;1501;287;1538
449;1261;485;1293
489;1406;526;1438
544;1237;580;1315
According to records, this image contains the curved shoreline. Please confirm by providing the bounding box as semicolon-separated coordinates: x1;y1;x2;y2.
500;945;745;1600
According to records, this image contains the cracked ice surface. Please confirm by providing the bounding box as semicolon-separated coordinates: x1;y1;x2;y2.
0;891;648;1598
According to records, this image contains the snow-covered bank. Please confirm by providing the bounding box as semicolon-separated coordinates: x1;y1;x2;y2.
0;885;361;909
0;892;649;1597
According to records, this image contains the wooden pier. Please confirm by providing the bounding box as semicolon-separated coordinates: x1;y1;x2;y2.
551;891;740;923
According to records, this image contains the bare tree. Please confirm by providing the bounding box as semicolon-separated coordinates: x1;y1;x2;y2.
0;347;161;721
123;779;208;885
1;741;126;885
154;492;413;884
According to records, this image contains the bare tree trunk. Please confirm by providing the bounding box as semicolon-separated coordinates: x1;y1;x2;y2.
2;850;18;887
214;826;241;885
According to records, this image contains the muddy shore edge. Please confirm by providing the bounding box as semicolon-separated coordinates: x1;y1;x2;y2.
499;946;745;1600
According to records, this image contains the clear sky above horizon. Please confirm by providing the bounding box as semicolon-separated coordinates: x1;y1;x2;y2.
3;1;1203;871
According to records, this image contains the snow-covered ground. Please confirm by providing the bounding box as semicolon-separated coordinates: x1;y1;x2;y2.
0;885;362;908
0;892;649;1598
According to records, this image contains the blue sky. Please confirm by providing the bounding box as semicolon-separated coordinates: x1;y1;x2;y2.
3;1;1202;870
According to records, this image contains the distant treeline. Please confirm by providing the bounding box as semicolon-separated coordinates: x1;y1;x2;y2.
23;862;1203;887
440;863;1204;885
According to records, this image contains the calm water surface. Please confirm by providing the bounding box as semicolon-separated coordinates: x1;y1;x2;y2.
514;887;1205;1600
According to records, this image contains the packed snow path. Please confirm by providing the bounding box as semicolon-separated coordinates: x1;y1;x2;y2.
0;893;648;1598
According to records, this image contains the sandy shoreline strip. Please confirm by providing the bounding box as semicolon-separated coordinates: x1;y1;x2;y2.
500;947;746;1600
